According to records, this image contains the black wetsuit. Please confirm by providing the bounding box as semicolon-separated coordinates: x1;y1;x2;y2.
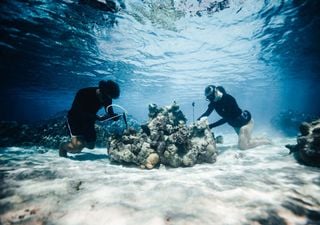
199;93;251;129
67;87;114;142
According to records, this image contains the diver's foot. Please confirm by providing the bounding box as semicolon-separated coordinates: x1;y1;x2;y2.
59;146;68;157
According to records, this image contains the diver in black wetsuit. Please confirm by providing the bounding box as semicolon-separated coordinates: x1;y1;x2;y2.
59;80;121;157
198;85;271;150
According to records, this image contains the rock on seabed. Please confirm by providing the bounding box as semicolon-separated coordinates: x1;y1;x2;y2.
108;102;217;169
286;119;320;167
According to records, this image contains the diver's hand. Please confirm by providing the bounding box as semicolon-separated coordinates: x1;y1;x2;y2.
96;114;108;121
110;113;120;121
96;114;121;122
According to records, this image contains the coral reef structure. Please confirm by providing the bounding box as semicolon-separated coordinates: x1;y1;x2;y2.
0;111;136;149
285;119;320;167
108;103;217;169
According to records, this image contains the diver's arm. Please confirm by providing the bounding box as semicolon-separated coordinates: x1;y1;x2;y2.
96;111;120;121
95;100;115;122
209;118;227;129
197;105;214;120
101;103;120;121
106;105;115;116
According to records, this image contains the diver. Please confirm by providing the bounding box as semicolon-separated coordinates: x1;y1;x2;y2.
59;80;121;157
198;85;271;150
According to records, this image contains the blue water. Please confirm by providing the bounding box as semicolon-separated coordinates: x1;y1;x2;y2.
1;1;320;224
0;0;319;124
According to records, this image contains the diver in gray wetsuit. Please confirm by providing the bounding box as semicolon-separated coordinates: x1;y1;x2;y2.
198;85;271;150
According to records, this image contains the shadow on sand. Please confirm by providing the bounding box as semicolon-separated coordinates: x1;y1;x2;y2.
69;152;109;161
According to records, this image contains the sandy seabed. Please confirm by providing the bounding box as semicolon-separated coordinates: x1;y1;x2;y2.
1;135;319;225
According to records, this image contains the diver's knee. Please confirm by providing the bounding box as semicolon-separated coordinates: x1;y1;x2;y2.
238;139;250;150
238;143;249;150
59;142;69;150
70;141;85;153
238;136;248;150
75;142;85;151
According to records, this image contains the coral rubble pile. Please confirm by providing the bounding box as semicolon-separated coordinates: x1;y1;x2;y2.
286;119;320;167
108;103;217;169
